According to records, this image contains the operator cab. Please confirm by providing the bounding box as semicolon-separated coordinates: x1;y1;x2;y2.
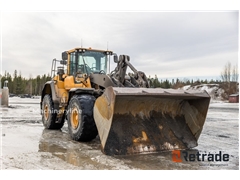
64;48;112;76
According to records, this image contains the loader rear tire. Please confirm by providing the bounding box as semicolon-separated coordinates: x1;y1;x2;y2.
67;94;98;142
42;94;65;129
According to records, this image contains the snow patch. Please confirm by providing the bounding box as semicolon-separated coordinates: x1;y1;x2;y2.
179;84;225;102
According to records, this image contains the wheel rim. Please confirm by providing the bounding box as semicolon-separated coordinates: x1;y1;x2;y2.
44;104;49;120
71;107;79;129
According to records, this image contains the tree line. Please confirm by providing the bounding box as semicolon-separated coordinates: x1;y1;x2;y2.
148;61;238;97
148;75;223;89
0;70;51;96
0;62;238;97
1;70;220;96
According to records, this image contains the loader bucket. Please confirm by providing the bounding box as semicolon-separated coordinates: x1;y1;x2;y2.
94;86;210;155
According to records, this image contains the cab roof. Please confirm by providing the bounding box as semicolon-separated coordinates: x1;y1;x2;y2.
67;47;113;54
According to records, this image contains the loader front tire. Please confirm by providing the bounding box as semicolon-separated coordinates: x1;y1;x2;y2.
67;94;98;142
42;94;65;129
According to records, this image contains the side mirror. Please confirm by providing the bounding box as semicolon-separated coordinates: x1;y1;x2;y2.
62;51;68;60
113;54;118;63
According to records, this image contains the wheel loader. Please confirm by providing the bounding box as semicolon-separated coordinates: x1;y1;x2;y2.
40;47;210;155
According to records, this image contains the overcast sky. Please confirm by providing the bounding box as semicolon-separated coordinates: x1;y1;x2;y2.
1;11;238;80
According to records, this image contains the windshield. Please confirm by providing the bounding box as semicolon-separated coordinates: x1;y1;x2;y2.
69;51;108;75
79;51;108;73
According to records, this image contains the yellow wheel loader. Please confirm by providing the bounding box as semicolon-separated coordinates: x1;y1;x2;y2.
41;47;210;155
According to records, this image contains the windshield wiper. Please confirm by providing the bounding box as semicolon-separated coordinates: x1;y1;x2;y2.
81;55;89;75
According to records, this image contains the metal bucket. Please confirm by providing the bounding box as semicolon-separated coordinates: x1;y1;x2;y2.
94;86;210;155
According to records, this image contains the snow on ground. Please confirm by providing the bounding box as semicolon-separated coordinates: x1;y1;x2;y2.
1;97;40;123
179;84;227;102
1;97;238;170
9;96;40;103
0;87;239;170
